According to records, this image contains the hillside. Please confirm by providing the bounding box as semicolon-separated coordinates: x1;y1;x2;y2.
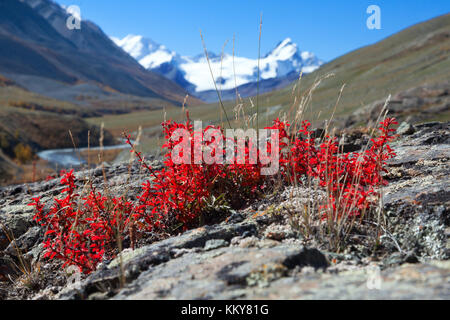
248;13;450;126
0;0;198;106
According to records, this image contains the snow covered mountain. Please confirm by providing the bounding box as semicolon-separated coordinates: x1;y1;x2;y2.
111;35;179;69
112;35;323;101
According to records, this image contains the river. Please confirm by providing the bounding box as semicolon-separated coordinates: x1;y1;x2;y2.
37;142;132;167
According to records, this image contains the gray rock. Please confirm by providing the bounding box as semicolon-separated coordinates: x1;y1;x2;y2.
111;245;328;300
341;81;450;128
204;239;229;251
5;226;42;258
397;122;415;135
246;261;450;299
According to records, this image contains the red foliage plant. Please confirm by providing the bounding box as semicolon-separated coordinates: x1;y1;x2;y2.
29;117;397;273
30;170;133;274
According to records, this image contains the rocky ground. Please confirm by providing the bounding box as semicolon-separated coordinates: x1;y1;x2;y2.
343;81;450;128
0;121;448;300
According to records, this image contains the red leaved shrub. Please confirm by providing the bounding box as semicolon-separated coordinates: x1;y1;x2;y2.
30;171;133;274
29;117;397;273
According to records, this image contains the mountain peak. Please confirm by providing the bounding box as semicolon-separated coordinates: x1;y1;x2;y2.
111;35;170;64
267;38;299;60
114;34;323;94
278;37;294;47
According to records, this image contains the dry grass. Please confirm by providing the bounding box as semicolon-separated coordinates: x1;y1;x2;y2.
6;159;54;185
0;221;41;290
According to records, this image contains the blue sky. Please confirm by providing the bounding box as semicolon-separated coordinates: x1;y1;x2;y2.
55;0;449;62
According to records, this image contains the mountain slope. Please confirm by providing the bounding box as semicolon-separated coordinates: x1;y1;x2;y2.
0;0;196;105
113;35;323;101
256;13;450;124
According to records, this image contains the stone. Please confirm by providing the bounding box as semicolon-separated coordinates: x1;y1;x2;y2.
204;239;229;251
264;224;296;241
397;122;416;135
5;226;42;258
